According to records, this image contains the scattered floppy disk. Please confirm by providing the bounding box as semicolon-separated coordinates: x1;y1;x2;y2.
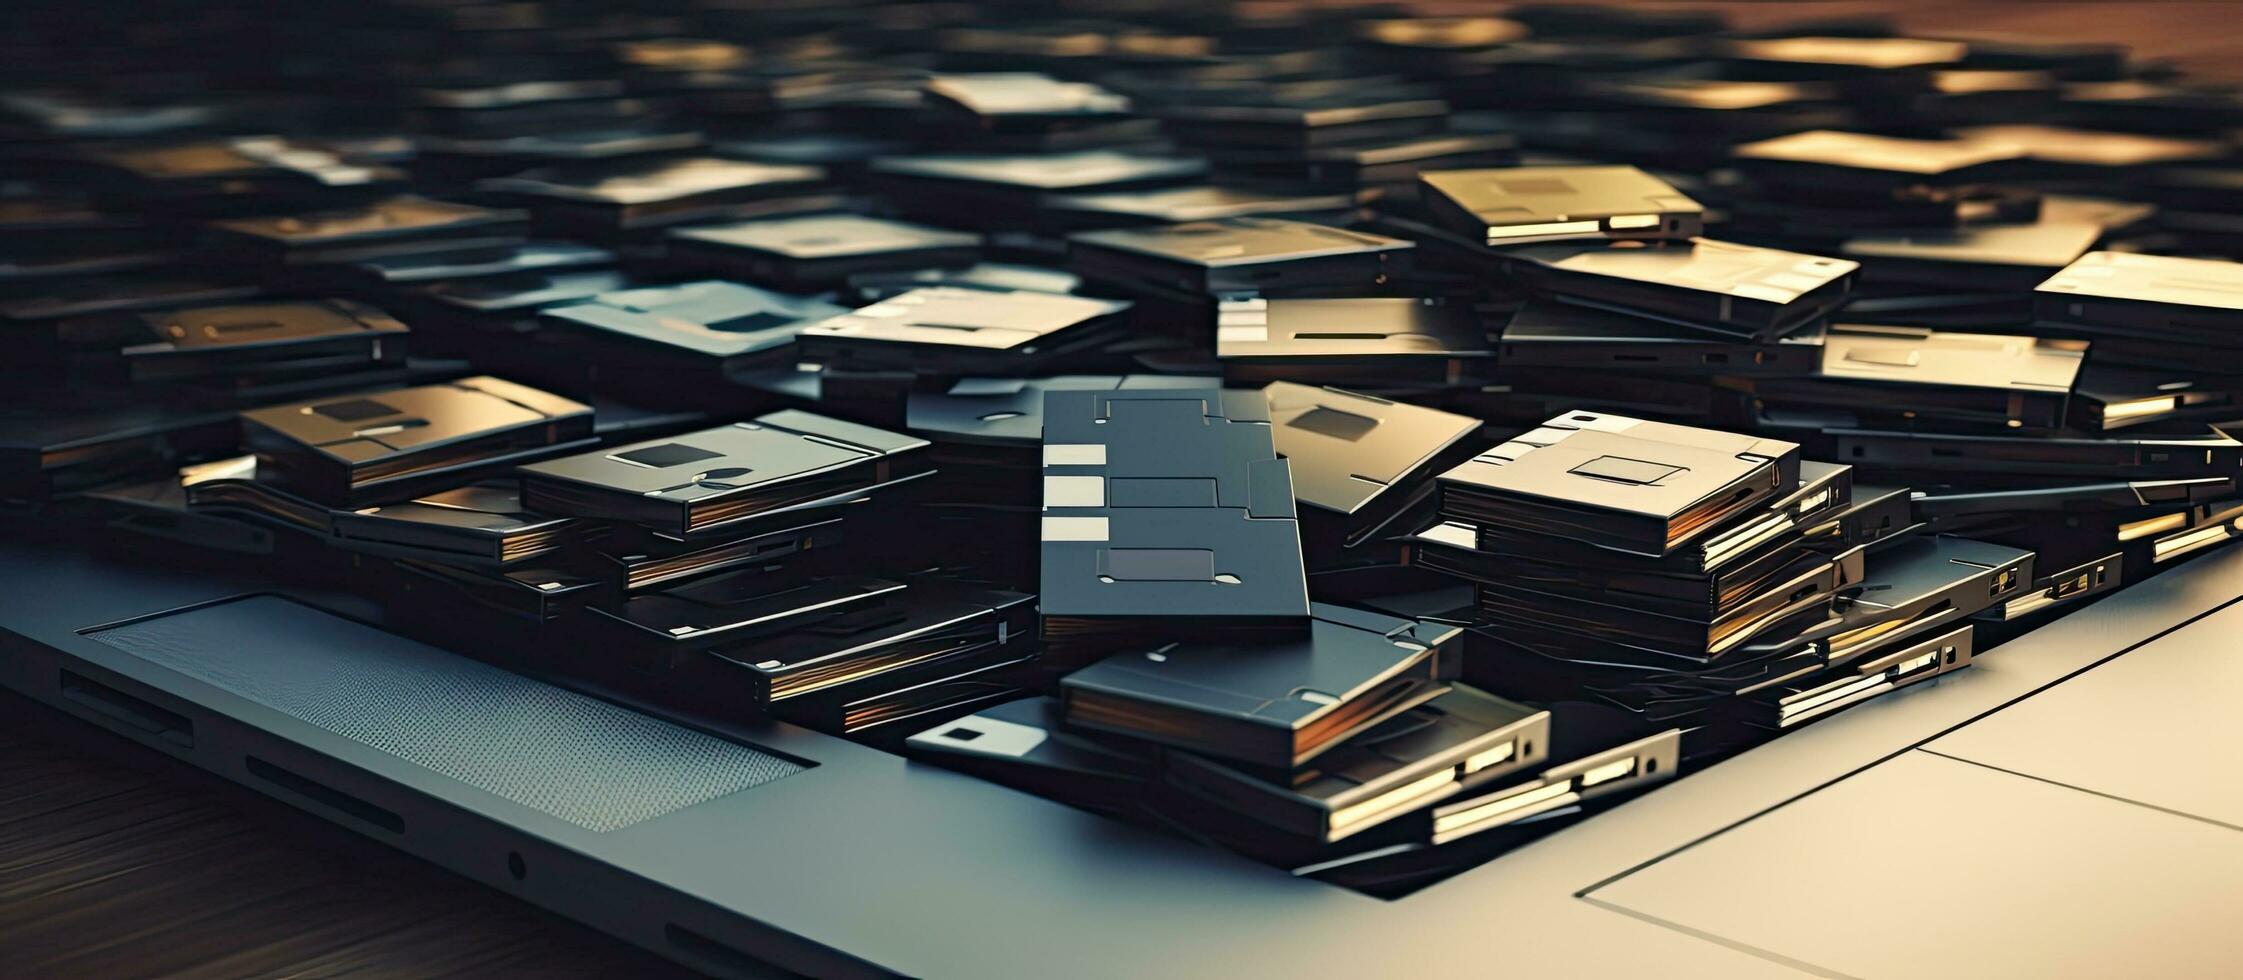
206;195;527;266
1217;297;1497;386
241;376;593;505
480;156;826;232
1062;603;1460;769
53;298;409;384
1264;382;1482;552
1496;238;1857;337
2037;251;2243;344
1069;218;1413;296
1163;685;1551;843
330;481;578;569
1044;185;1361;229
349;241;614;286
1420;165;1702;246
1038;387;1310;650
1498;301;1823;376
540;279;843;374
1743;624;1974;729
670;214;980;290
797;286;1132;374
1438;410;1801;557
521;410;932;537
907;697;1157;813
1733;129;2021;191
1738;324;2084;429
693;575;1036;707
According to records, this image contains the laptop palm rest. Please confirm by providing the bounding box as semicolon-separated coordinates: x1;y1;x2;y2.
1584;602;2243;978
1585;750;2243;979
82;594;806;833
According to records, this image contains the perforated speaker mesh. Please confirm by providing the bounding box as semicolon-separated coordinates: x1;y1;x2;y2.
88;595;803;832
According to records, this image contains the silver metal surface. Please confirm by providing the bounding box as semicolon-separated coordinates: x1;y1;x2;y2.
1589;751;2243;979
1929;600;2243;829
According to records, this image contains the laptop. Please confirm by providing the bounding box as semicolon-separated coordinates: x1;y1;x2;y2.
6;530;2240;978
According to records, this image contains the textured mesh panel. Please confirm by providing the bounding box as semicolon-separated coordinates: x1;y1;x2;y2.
88;595;803;832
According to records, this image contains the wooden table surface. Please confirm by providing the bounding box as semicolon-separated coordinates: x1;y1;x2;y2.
9;4;2243;977
1427;1;2243;82
0;692;695;978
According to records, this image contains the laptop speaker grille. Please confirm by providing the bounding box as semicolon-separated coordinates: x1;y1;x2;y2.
86;594;803;832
